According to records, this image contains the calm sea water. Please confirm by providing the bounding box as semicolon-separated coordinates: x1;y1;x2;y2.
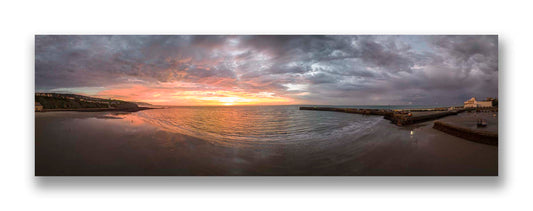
124;105;416;145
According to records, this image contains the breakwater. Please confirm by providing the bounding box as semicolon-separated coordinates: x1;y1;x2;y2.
388;110;464;125
299;106;464;126
433;121;498;146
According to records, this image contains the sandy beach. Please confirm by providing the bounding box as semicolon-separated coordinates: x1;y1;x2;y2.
35;110;498;176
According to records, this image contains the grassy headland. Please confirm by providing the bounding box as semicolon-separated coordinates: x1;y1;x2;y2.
35;93;152;112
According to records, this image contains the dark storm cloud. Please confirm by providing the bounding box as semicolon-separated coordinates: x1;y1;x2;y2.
35;35;498;105
431;35;498;77
35;35;233;88
357;36;415;73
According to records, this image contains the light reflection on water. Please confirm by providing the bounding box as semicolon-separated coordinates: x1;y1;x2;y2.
117;106;383;145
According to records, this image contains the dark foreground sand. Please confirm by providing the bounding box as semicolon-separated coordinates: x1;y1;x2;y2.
35;111;498;176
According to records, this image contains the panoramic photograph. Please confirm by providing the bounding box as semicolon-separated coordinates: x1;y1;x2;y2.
35;35;498;176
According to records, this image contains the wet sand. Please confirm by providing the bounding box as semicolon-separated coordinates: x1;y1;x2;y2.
35;111;498;176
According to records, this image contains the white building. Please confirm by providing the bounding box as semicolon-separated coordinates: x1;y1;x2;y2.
464;97;493;108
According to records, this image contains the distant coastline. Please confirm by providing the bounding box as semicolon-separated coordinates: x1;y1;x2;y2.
35;93;155;113
37;107;155;113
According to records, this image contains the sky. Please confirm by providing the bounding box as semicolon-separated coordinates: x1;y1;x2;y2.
35;35;498;106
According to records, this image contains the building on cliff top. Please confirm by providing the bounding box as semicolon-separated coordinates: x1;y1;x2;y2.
464;97;493;108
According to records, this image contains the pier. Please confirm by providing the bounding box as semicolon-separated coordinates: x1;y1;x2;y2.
299;106;466;126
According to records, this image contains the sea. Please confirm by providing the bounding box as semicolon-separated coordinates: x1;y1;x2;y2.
124;105;452;145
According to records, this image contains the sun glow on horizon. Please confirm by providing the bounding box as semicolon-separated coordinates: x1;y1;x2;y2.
93;85;297;106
